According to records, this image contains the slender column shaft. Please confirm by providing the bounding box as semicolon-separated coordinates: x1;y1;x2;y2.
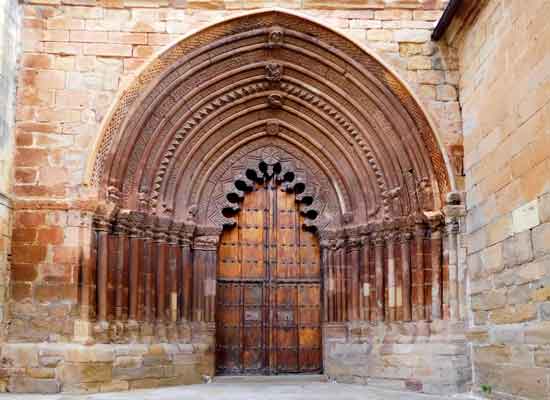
320;241;330;322
374;234;385;321
168;231;180;323
337;243;345;322
414;225;426;320
360;237;370;321
96;219;110;323
431;226;443;320
400;232;412;321
113;218;129;322
81;220;96;321
386;233;396;322
447;220;460;320
334;244;340;322
128;228;141;321
349;238;361;321
181;237;193;321
155;231;167;323
193;234;220;322
328;245;336;322
143;226;153;323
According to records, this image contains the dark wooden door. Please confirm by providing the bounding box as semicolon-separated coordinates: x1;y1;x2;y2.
216;181;322;375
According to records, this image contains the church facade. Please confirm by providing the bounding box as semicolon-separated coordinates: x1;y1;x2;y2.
0;1;548;398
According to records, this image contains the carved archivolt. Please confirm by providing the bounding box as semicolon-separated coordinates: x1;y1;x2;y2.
91;11;453;229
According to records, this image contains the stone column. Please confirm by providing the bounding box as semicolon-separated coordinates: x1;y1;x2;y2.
386;231;396;322
127;212;144;339
400;230;412;321
374;233;385;321
154;220;169;341
167;225;181;340
110;213;130;342
193;229;221;323
414;223;426;320
335;239;346;322
348;236;361;321
360;235;370;321
446;218;460;320
141;217;154;338
320;238;331;323
94;217;111;330
80;214;95;322
430;221;443;320
178;225;194;340
327;240;337;322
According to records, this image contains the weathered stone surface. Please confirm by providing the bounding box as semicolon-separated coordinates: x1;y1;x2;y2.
489;304;537;325
61;362;113;384
7;377;61;394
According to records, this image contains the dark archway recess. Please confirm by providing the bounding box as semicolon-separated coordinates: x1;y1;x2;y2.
83;11;462;348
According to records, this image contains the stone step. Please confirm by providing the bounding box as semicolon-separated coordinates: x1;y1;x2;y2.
212;374;329;385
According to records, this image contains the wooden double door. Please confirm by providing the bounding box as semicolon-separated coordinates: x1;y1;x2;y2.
216;181;322;375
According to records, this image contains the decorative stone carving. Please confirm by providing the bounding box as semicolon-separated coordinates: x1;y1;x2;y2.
265;62;283;82
267;93;284;109
266;120;280;135
193;235;220;251
267;27;284;48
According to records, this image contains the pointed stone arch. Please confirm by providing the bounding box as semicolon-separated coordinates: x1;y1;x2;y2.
80;11;465;373
87;9;457;228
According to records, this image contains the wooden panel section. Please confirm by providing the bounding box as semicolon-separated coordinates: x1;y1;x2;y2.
216;182;321;375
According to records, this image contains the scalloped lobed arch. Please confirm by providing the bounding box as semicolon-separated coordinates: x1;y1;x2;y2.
88;9;456;231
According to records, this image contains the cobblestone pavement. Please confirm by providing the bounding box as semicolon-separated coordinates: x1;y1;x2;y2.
1;376;480;400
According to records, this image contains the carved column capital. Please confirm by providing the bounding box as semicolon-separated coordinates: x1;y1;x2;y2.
127;211;146;238
193;235;220;251
400;230;413;243
445;217;460;235
347;235;362;250
93;216;111;232
153;217;171;243
384;230;398;243
373;232;385;247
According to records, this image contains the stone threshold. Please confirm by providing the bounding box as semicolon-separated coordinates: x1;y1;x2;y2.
212;374;328;384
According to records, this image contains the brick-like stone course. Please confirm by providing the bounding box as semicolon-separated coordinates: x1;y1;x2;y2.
0;342;206;393
448;0;550;398
0;0;21;344
324;321;471;395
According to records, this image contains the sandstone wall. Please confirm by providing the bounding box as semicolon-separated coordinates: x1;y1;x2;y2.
0;342;207;393
324;320;470;394
0;0;21;341
451;0;550;398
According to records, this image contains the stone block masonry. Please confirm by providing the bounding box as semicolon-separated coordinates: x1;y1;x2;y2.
324;321;471;394
0;0;21;342
0;342;207;393
447;0;550;398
